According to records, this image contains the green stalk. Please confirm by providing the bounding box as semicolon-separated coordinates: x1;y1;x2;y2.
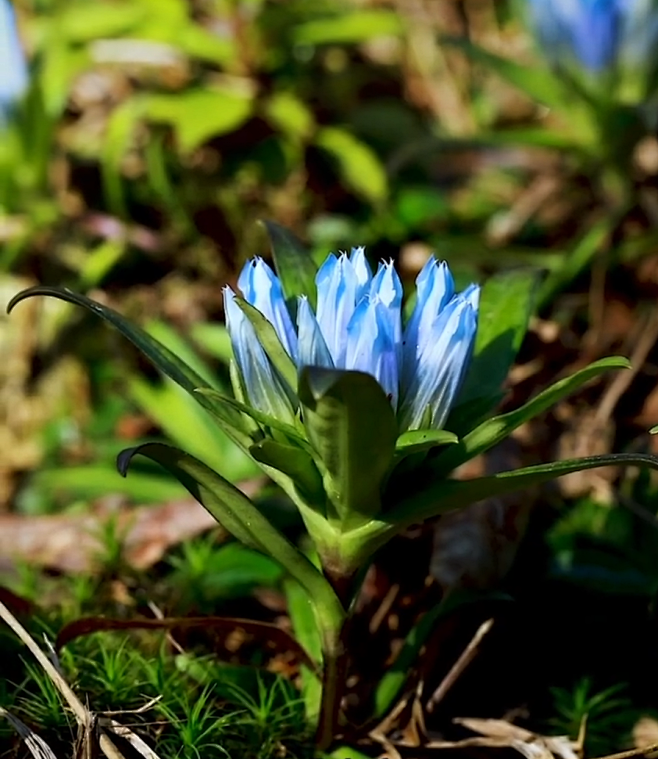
315;615;350;750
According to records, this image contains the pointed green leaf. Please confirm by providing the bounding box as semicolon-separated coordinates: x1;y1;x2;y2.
6;286;253;450
537;219;615;310
315;127;389;204
195;388;309;449
293;10;403;45
299;367;397;530
249;439;325;504
262;220;318;311
455;268;540;413
144;87;252;154
395;428;458;457
234;297;298;393
130;378;256;481
390;452;658;530
117;442;344;627
436;357;630;476
284;578;323;720
442;37;568;109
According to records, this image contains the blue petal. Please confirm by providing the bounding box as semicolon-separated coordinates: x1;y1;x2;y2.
402;258;454;387
238;257;298;360
571;0;622;69
529;0;623;70
0;0;28;122
296;295;334;370
349;246;373;301
315;253;359;366
370;260;403;362
223;287;296;422
461;282;481;311
345;296;399;407
400;294;478;430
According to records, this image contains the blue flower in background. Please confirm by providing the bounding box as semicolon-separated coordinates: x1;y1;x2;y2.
0;0;28;120
527;0;658;72
224;251;479;431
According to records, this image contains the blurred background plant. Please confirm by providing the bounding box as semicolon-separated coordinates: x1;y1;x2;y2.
5;0;658;757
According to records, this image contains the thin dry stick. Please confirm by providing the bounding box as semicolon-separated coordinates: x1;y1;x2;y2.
591;742;658;759
595;308;658;426
0;600;126;759
0;707;59;759
369;584;399;635
425;618;494;713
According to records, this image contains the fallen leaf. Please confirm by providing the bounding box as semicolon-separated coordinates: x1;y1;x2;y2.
0;483;260;573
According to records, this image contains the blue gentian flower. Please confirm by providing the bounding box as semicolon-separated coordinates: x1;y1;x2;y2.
527;0;658;72
528;0;622;70
0;0;28;121
223;251;479;431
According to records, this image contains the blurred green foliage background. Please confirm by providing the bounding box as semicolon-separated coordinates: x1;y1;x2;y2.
6;0;658;755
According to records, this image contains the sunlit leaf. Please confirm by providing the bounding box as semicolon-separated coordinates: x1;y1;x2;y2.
101;98;144;217
315;127;388;204
285;578;323;721
265;93;314;140
145;87;253;153
395;428;458;457
263;220;318;311
294;10;403;45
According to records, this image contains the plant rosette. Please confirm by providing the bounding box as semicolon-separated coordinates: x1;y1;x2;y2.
8;221;658;748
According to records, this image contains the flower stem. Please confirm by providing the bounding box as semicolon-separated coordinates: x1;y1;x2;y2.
315;620;350;750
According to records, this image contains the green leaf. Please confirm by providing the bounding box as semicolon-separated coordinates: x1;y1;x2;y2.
442;37;568;110
298;368;397;530
234;297;298;393
390;452;658;530
101;97;144;217
263;220;318;311
284;578;323;720
190;322;234;364
144;87;253;153
537;219;614;310
456;268;541;414
315;127;388;204
436;357;630;476
195;388;308;448
249;439;325;504
117;442;344;629
265;92;314;141
330;750;372;759
395;429;458;457
130;378;255;481
32;466;183;504
293;10;403;45
6;287;253;450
